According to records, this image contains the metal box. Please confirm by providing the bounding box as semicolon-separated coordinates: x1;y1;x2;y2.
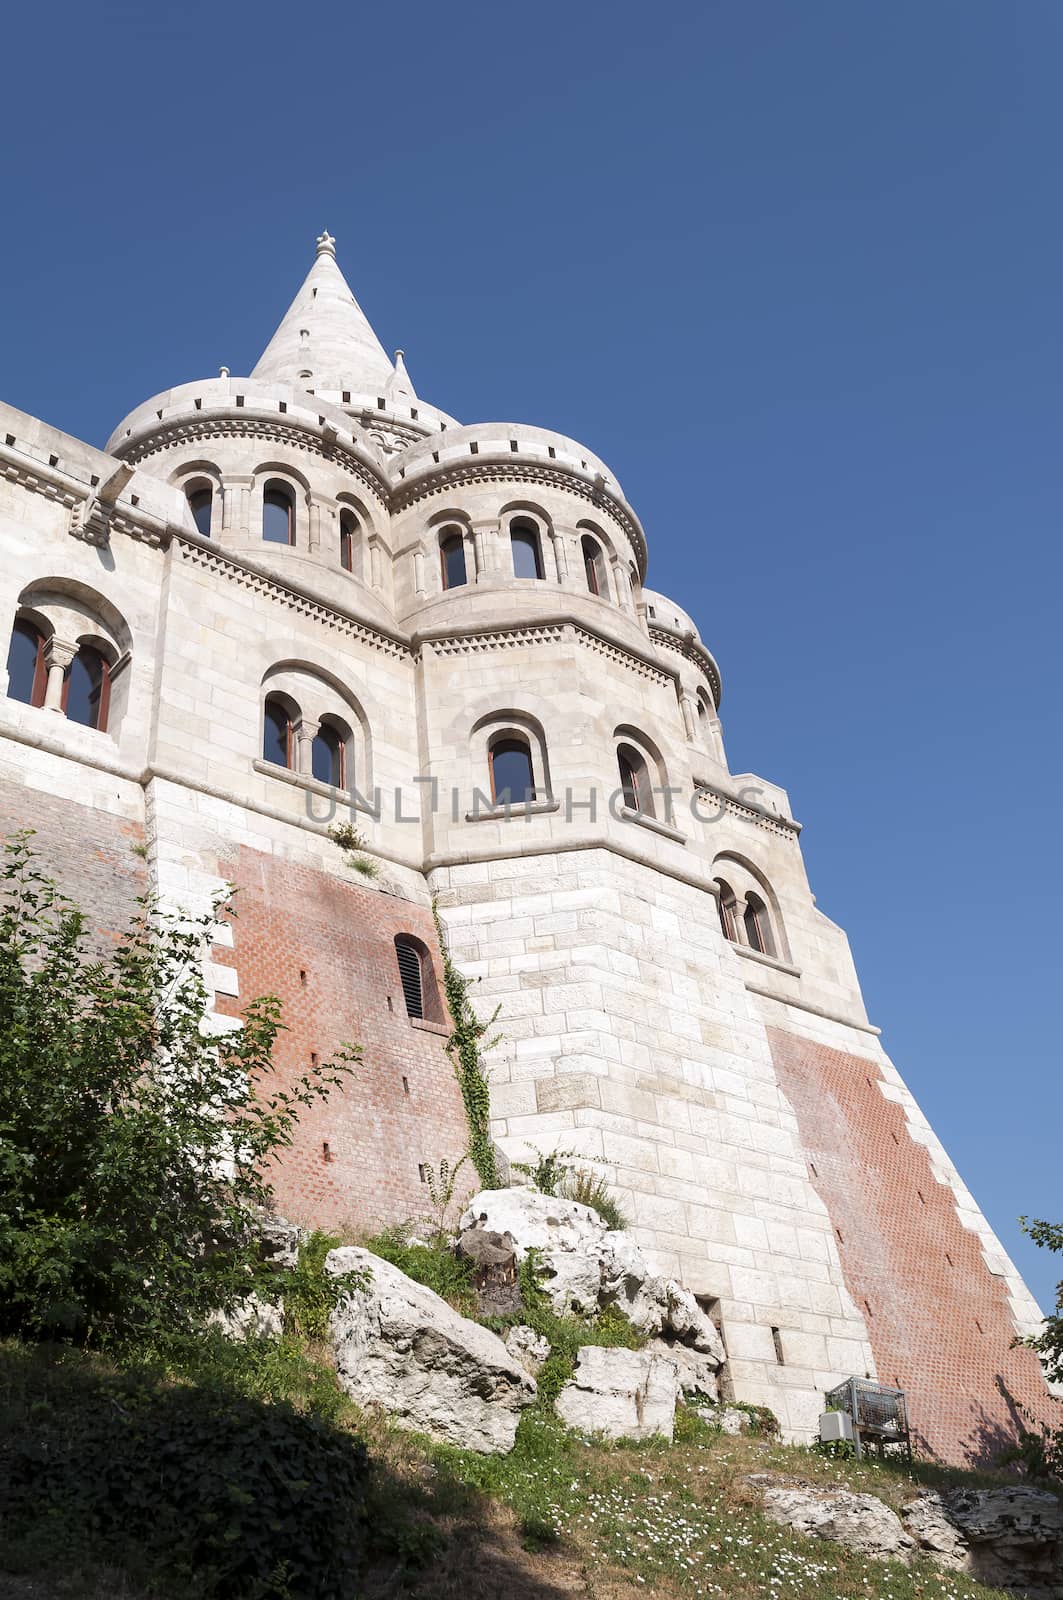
819;1409;855;1443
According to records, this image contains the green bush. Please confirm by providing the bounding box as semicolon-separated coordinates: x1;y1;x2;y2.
562;1167;630;1231
364;1225;477;1315
0;832;358;1350
0;1352;369;1598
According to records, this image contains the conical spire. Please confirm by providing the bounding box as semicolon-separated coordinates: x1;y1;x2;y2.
385;348;416;402
251;231;396;397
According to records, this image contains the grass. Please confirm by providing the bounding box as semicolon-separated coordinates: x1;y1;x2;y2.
0;1237;1047;1600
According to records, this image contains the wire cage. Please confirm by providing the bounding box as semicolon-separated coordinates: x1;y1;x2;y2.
825;1378;911;1461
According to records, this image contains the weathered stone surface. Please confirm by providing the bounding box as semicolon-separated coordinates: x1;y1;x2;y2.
325;1246;536;1453
256;1212;306;1271
209;1292;284;1341
717;1405;751;1435
555;1346;679;1441
902;1492;970;1570
505;1324;551;1376
461;1190;725;1371
461;1190;604;1315
650;1339;720;1401
762;1487;915;1560
940;1486;1063;1594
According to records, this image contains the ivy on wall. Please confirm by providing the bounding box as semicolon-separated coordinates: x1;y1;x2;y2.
432;901;499;1191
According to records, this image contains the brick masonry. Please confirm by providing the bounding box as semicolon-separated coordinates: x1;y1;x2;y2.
0;779;145;950
216;845;471;1233
768;1025;1054;1465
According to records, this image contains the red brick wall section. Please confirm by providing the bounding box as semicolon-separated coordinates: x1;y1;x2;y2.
768;1026;1054;1467
0;780;145;949
216;846;472;1237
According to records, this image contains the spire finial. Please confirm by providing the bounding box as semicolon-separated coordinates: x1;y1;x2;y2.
315;229;336;259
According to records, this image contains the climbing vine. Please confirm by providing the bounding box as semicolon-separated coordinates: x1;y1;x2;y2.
432;899;500;1190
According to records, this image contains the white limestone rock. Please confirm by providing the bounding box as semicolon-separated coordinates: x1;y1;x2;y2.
461;1190;725;1371
505;1324;551;1376
325;1245;536;1454
208;1292;284;1341
555;1345;679;1441
762;1487;916;1561
902;1492;971;1571
650;1340;720;1401
940;1486;1063;1594
461;1189;606;1316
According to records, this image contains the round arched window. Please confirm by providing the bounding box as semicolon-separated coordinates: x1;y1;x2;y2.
263;482;295;545
312;723;346;788
63;645;110;731
510;521;544;580
490;737;536;805
440;530;467;590
263;696;294;767
6;619;47;707
187;486;212;538
617;743;654;816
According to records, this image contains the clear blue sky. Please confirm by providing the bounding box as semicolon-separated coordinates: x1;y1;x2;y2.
2;2;1059;1311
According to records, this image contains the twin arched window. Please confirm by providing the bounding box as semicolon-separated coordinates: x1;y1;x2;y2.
263;481;295;545
510;520;544;581
440;529;467;590
262;688;354;791
6;620;111;732
715;876;776;958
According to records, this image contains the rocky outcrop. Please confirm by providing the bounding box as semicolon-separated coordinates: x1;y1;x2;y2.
555;1346;680;1441
761;1479;1063;1595
325;1246;536;1453
939;1486;1063;1595
763;1486;915;1560
505;1324;551;1376
460;1190;725;1367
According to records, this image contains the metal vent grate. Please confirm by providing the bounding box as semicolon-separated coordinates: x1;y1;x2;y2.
395;940;424;1019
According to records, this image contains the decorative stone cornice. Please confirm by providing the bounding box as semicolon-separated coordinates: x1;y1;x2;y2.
693;781;800;839
175;537;409;658
391;459;648;573
649;624;722;705
115;415;391;507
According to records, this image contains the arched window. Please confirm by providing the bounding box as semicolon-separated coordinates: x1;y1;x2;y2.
489;736;536;805
62;645;110;732
6;619;47;707
339;510;358;573
715;878;739;943
187;486;213;538
744;893;773;957
311;721;346;788
395;935;426;1019
510;521;544;580
697;696;711;735
263;481;295;545
440;529;467;590
263;695;294;768
582;535;607;597
617;742;654;817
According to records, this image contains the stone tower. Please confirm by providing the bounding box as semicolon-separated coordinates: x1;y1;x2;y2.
0;234;1052;1462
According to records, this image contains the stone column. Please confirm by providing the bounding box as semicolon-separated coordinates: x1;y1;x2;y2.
43;639;78;712
679;692;697;743
549;529;568;583
413;549;426;596
295;718;320;776
308;499;323;555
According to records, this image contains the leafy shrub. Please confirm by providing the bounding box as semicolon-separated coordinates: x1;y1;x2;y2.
364;1224;477;1315
673;1401;723;1444
283;1231;346;1341
0;1351;369;1599
563;1167;630;1231
0;833;358;1350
